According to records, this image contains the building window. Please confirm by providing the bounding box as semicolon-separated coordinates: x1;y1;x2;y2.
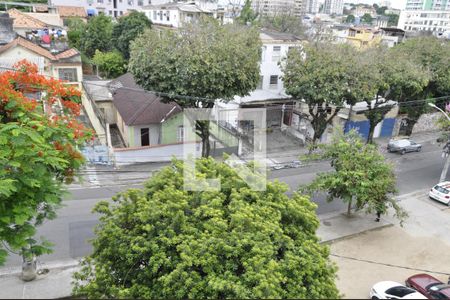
120;10;123;15
127;0;133;5
272;46;281;62
153;10;157;19
269;75;278;89
177;125;184;142
256;75;263;89
58;68;78;82
148;0;151;3
119;0;122;2
166;10;170;21
159;10;163;20
97;0;103;3
141;128;150;146
109;10;112;15
138;0;143;5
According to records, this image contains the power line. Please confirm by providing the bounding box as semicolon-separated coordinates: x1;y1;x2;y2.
331;253;450;276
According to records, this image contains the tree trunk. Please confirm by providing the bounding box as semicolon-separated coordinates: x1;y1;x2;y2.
196;120;210;157
403;118;418;136
347;199;352;216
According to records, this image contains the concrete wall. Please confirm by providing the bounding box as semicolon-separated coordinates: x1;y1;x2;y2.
114;142;202;165
131;124;160;147
393;112;441;136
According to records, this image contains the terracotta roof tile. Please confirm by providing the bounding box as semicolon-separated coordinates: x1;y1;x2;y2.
8;8;47;29
56;6;87;18
0;36;80;61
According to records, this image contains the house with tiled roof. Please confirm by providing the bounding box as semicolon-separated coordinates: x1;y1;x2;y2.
7;9;63;36
107;73;187;148
0;35;82;87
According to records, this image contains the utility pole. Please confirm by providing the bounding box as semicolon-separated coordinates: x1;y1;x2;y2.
429;103;450;182
440;140;450;182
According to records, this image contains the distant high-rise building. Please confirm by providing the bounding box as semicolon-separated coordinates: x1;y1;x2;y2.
323;0;344;15
405;0;450;11
305;0;319;13
251;0;304;16
399;0;450;36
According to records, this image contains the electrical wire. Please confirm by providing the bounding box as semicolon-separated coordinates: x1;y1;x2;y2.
331;253;450;276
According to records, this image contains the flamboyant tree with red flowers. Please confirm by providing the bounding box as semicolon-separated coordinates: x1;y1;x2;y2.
0;60;92;266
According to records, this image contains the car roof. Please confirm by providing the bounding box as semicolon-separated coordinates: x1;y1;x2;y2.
403;292;428;299
435;182;450;189
407;274;442;288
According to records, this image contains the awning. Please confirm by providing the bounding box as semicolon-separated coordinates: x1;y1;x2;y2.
87;8;97;16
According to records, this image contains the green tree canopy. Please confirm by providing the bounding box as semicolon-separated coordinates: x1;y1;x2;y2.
66;17;86;50
345;14;355;23
92;50;126;79
237;0;259;25
0;60;91;265
282;43;359;145
129;18;261;156
361;13;373;24
391;37;450;135
73;158;339;298
302;129;407;222
112;11;152;59
80;14;113;58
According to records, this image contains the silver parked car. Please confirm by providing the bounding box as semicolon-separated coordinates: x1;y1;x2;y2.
387;139;422;154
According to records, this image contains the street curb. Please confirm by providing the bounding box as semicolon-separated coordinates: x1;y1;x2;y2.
0;259;80;279
320;222;394;245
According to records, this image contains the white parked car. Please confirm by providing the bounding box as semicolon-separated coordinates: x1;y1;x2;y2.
370;281;427;299
429;182;450;205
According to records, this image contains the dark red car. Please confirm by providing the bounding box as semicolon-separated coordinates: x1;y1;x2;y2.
406;274;450;299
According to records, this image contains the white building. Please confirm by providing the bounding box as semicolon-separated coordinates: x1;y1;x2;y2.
323;0;344;15
48;0;173;18
398;9;450;34
216;30;303;131
305;0;319;13
140;1;217;27
405;0;450;11
251;0;304;17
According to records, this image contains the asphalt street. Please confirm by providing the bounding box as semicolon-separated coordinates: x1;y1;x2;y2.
2;139;446;267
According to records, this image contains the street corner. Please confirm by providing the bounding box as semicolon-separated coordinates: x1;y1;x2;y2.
330;226;450;299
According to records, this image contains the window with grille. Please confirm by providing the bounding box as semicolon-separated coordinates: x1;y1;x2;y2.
272;46;281;62
58;68;78;82
269;75;278;89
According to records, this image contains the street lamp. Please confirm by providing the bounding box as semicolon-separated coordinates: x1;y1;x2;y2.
428;103;450;121
428;103;450;182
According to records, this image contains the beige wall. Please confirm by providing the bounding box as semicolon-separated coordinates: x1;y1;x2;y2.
1;45;82;87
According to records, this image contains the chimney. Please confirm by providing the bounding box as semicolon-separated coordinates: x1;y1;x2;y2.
0;13;16;45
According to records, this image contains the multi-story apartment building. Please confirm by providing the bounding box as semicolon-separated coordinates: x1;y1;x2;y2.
405;0;450;11
398;0;450;35
48;0;171;18
305;0;319;14
251;0;303;17
323;0;344;15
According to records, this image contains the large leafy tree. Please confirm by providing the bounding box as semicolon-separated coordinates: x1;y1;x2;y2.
282;43;358;146
236;0;258;25
66;18;86;50
392;37;450;135
129;18;261;157
356;47;430;143
80;14;113;58
0;60;91;265
302;130;407;222
73;158;339;298
92;50;127;79
112;11;152;60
